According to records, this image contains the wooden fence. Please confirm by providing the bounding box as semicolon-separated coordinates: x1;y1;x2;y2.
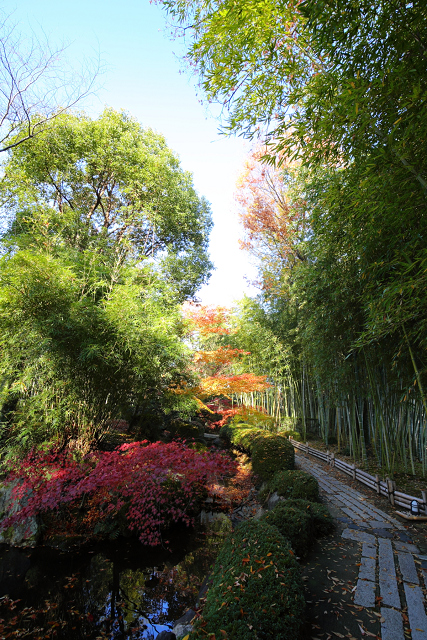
289;438;427;515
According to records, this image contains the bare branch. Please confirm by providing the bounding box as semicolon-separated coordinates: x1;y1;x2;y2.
0;10;100;153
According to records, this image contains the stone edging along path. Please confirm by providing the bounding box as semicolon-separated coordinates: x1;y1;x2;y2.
296;454;427;640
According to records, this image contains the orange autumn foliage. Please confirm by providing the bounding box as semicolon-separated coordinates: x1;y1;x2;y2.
194;346;249;368
175;305;270;402
183;373;271;400
184;304;232;335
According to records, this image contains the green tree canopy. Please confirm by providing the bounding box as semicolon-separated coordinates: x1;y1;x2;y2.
2;108;213;300
0;109;212;455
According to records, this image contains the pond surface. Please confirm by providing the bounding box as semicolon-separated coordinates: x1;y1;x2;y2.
0;523;222;639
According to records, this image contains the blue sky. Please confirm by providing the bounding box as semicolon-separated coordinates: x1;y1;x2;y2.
6;0;258;305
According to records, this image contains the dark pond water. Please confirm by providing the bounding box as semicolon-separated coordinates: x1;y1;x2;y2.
0;523;221;639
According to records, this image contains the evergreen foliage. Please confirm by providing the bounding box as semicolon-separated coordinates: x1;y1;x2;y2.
284;499;335;537
189;519;305;640
0;109;213;455
159;0;427;475
265;470;320;502
260;503;313;558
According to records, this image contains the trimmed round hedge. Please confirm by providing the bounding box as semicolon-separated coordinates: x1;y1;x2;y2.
285;499;335;537
190;519;305;640
220;423;295;481
267;469;319;502
260;503;313;558
251;435;295;481
219;423;262;450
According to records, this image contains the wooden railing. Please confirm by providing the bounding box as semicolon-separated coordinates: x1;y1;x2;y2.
289;438;427;515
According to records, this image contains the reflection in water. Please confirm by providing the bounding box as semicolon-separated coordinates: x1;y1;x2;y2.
0;523;220;639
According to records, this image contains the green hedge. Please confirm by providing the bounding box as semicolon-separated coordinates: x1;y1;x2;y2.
266;470;319;502
281;429;303;442
285;499;335;537
219;423;259;448
190;519;305;640
219;423;295;482
260;499;334;558
232;424;265;450
260;504;313;559
251;435;295;481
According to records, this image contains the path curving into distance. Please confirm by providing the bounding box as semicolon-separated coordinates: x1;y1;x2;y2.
296;454;427;640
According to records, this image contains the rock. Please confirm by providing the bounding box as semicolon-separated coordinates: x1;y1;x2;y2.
172;623;193;639
0;482;40;547
267;491;283;511
155;632;176;640
252;505;266;519
173;609;195;639
174;609;195;626
197;575;211;598
200;510;231;526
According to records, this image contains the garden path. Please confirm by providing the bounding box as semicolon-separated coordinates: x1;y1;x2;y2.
296;454;427;640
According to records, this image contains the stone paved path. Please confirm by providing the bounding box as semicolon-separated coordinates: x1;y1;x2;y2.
296;454;427;640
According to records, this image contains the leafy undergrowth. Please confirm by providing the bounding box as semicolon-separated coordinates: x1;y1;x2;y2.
219;452;254;507
1;441;237;546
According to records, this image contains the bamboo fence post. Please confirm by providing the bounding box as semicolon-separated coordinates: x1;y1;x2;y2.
422;490;427;514
375;475;380;494
387;479;396;506
330;452;335;468
351;464;356;480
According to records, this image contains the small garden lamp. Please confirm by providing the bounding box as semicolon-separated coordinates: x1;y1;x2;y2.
410;500;419;516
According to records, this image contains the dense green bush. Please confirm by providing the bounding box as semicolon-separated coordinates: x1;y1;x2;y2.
280;417;300;431
220;423;295;482
260;503;313;558
251;435;295;481
232;425;265;450
267;470;319;501
219;422;234;442
281;430;303;442
285;499;335;537
190;519;305;640
219;423;258;447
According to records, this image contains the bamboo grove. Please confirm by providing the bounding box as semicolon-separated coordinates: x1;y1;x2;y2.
159;0;427;476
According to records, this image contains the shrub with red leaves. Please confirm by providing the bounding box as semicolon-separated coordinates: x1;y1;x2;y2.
1;441;237;545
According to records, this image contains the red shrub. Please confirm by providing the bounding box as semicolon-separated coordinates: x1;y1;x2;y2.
2;441;237;545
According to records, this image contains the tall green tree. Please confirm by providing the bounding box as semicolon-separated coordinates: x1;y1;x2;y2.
2;108;212;299
0;109;212;455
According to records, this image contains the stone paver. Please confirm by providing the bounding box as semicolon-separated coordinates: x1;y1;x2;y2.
359;555;376;581
404;584;427;640
295;453;427;640
394;541;420;554
381;607;405;640
398;551;419;584
361;542;376;557
342;505;370;520
354;577;376;607
367;521;394;529
341;528;376;544
378;538;401;609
